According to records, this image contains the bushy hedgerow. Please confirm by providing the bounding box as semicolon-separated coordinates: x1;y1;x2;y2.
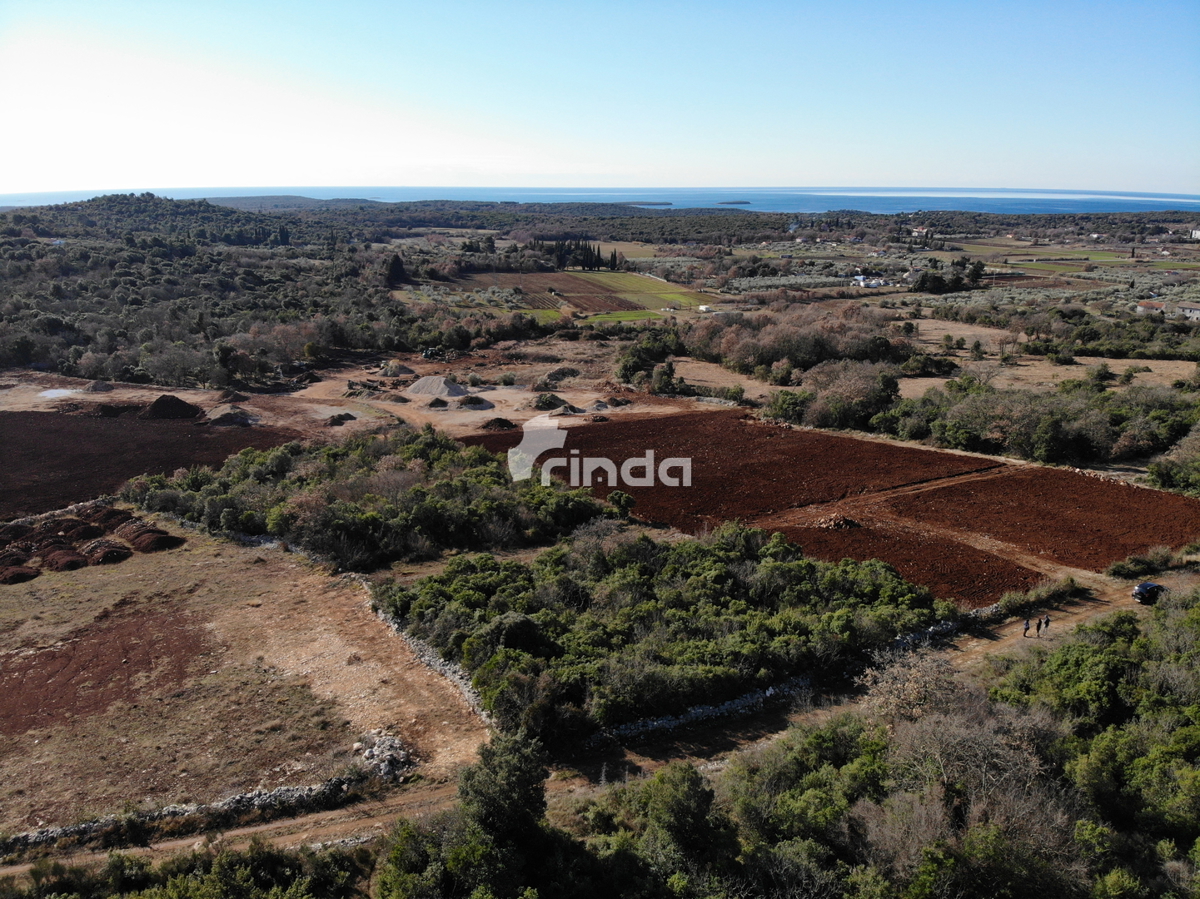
122;424;606;570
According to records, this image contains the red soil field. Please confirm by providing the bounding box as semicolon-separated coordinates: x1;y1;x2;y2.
769;522;1042;608
466;408;1200;605
470;410;1004;531
0;412;300;520
0;599;206;733
884;466;1200;571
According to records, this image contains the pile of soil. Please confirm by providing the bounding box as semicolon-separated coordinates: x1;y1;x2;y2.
0;523;32;545
41;548;88;571
457;396;493;410
114;520;186;552
481;418;517;431
139;395;203;420
206;404;255;427
0;566;38;585
326;412;356;427
406;376;468;398
379;361;415;377
78;538;133;565
82;381;114;393
216;389;250;402
77;506;135;532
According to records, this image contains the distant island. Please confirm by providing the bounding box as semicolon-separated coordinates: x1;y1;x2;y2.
718;200;751;205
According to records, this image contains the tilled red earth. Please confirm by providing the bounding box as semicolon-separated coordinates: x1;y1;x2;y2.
884;466;1200;571
0;412;301;520
768;521;1043;607
467;408;1200;606
471;410;1004;531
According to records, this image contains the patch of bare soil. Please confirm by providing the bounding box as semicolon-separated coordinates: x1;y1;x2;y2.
464;408;1200;606
0;411;301;520
0;521;485;833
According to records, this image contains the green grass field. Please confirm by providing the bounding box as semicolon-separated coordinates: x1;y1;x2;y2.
572;272;707;309
586;309;664;323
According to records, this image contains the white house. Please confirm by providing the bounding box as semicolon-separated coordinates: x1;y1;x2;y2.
1177;302;1200;322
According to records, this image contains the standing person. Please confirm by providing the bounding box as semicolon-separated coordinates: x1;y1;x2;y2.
1036;617;1043;637
1024;619;1031;638
1043;614;1051;634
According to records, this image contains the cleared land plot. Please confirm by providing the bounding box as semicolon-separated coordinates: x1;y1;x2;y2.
0;524;485;832
465;410;1033;604
466;408;1200;606
453;272;643;313
884;467;1200;570
769;520;1042;607
0;412;300;520
570;272;708;310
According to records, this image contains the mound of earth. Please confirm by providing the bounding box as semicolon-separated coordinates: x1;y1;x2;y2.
481;418;517;431
206;404;255;427
457;396;494;410
79;538;133;565
0;566;38;585
78;506;135;532
216;389;250;402
406;376;468;398
379;361;415;377
114;520;186;552
82;380;113;393
139;395;203;420
41;548;88;571
0;523;33;545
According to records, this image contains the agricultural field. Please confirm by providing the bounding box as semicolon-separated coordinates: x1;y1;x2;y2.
450;270;707;317
466;408;1200;607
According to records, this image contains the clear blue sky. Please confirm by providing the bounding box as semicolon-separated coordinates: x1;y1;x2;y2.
2;0;1197;194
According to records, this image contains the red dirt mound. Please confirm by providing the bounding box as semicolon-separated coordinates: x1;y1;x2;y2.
481;417;517;431
114;520;185;552
130;531;185;552
41;548;88;571
0;550;29;566
0;566;39;585
139;394;203;419
78;538;133;565
78;507;135;531
0;523;32;546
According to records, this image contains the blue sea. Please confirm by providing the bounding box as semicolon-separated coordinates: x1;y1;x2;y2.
3;186;1199;215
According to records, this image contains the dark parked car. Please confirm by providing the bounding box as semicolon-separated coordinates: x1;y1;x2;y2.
1133;582;1166;604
